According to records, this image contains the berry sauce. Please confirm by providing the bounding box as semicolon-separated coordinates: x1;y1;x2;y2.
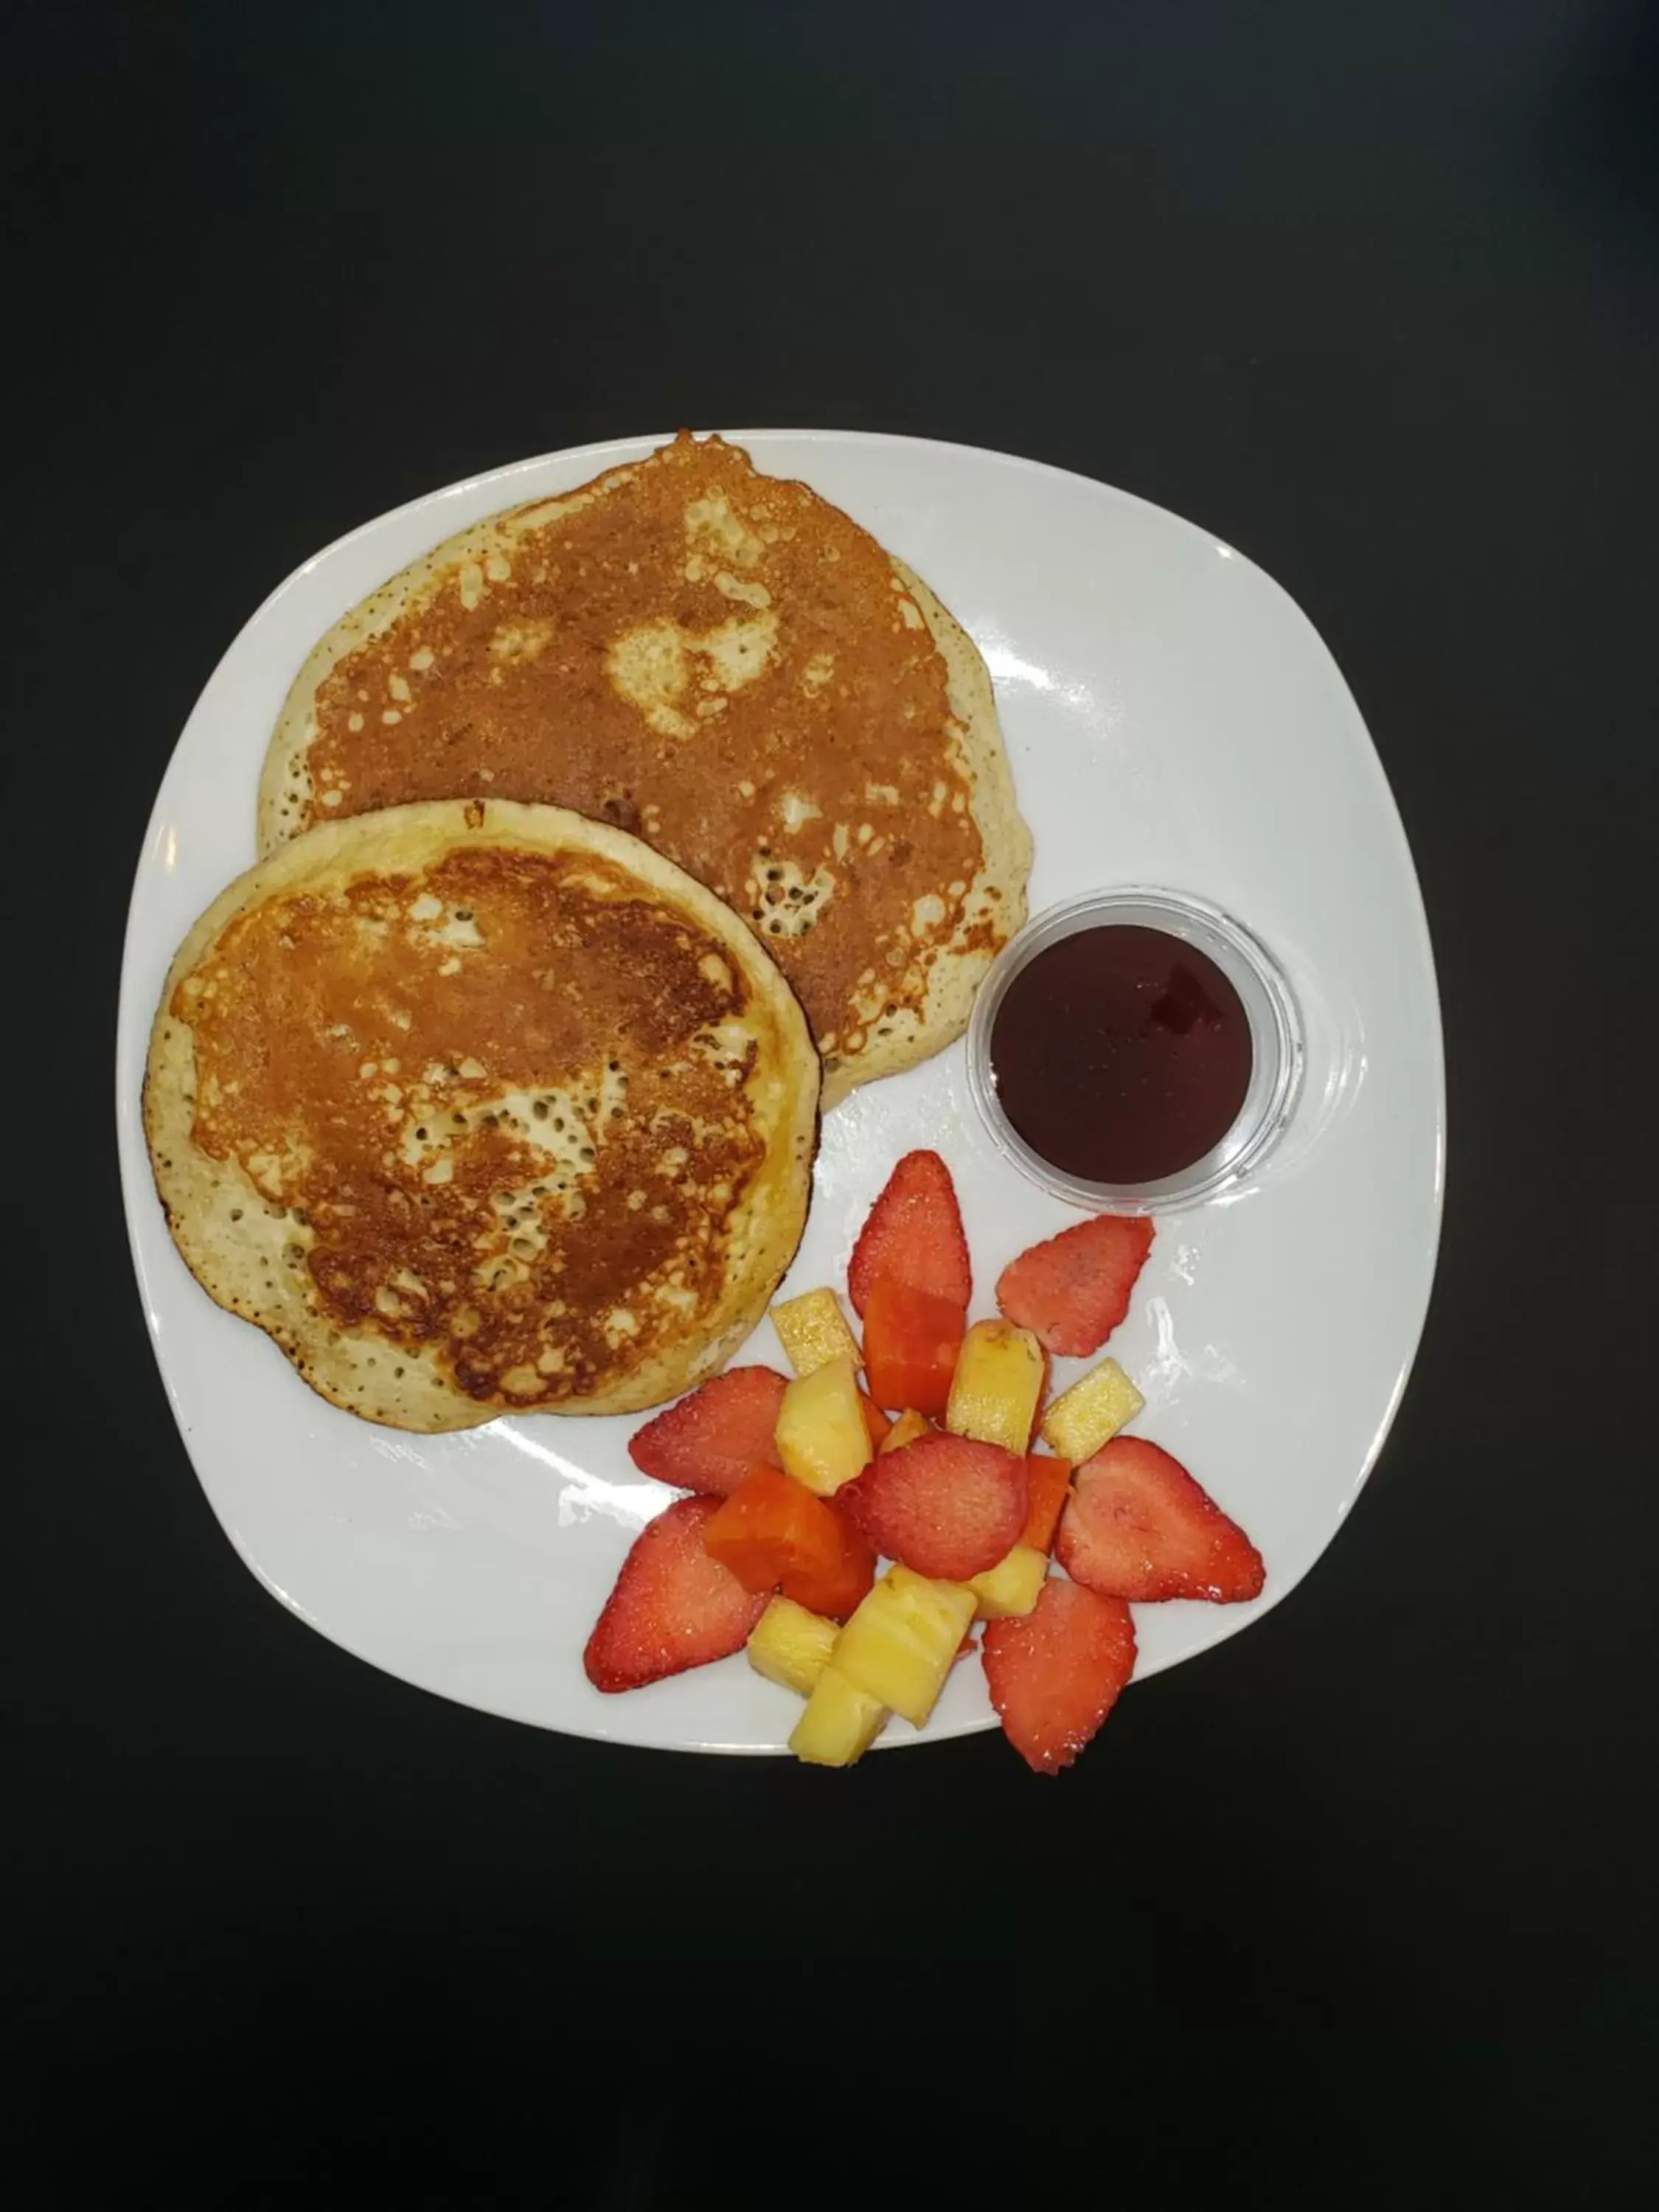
990;925;1253;1184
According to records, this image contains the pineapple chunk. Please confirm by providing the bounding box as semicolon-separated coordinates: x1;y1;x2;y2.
774;1354;872;1495
748;1596;838;1699
879;1408;933;1456
1040;1357;1146;1464
790;1666;888;1767
946;1318;1046;1453
832;1565;975;1728
771;1287;862;1378
963;1543;1048;1620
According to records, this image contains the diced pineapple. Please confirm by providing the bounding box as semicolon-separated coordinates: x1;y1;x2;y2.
790;1666;888;1767
946;1318;1046;1453
832;1565;976;1728
963;1543;1049;1620
879;1408;933;1456
774;1354;872;1495
748;1596;839;1699
771;1287;863;1378
1040;1357;1146;1464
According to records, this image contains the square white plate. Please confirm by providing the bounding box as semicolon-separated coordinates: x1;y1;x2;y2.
116;431;1444;1753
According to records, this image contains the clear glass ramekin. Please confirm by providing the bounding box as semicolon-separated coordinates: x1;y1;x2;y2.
966;887;1305;1215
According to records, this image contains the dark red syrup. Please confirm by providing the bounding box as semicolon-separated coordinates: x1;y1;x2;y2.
990;925;1253;1184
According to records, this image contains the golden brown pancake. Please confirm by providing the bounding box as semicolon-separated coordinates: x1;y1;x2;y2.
259;433;1031;1107
145;800;818;1431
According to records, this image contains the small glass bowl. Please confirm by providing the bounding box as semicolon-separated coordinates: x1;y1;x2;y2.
967;887;1305;1215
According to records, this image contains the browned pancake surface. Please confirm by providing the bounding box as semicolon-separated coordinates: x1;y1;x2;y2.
147;802;818;1428
265;435;1028;1097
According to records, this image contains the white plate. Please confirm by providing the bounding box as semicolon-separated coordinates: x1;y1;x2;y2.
116;431;1444;1753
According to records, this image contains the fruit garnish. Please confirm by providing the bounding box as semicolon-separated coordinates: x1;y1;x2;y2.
838;1431;1027;1582
847;1150;971;1318
747;1596;840;1697
1019;1453;1074;1554
1039;1357;1144;1464
981;1578;1137;1774
861;1277;964;1419
609;1151;1265;1775
858;1393;893;1452
831;1564;977;1727
702;1466;877;1619
771;1287;863;1377
790;1667;888;1767
879;1408;933;1455
1056;1437;1265;1604
962;1544;1048;1620
945;1318;1046;1454
584;1497;769;1692
995;1213;1154;1356
627;1366;789;1498
774;1354;873;1496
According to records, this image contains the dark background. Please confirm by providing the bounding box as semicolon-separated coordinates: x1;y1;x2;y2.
7;1;1655;2201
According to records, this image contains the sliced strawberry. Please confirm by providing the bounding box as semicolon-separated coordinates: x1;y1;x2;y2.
1056;1437;1265;1604
847;1151;971;1318
982;1579;1137;1774
584;1497;769;1692
627;1367;788;1498
837;1432;1026;1581
995;1214;1155;1357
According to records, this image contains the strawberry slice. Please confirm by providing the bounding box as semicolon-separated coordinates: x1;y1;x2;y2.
584;1496;770;1692
847;1151;971;1318
981;1579;1137;1773
627;1367;788;1498
1056;1437;1265;1604
837;1432;1026;1581
995;1214;1155;1357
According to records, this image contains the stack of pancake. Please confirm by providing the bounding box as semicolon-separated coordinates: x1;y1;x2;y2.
146;434;1032;1430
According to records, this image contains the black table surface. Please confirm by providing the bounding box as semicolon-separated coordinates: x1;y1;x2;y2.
9;2;1655;2200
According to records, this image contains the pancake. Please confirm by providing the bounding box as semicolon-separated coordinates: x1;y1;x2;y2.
145;799;818;1431
259;432;1031;1107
